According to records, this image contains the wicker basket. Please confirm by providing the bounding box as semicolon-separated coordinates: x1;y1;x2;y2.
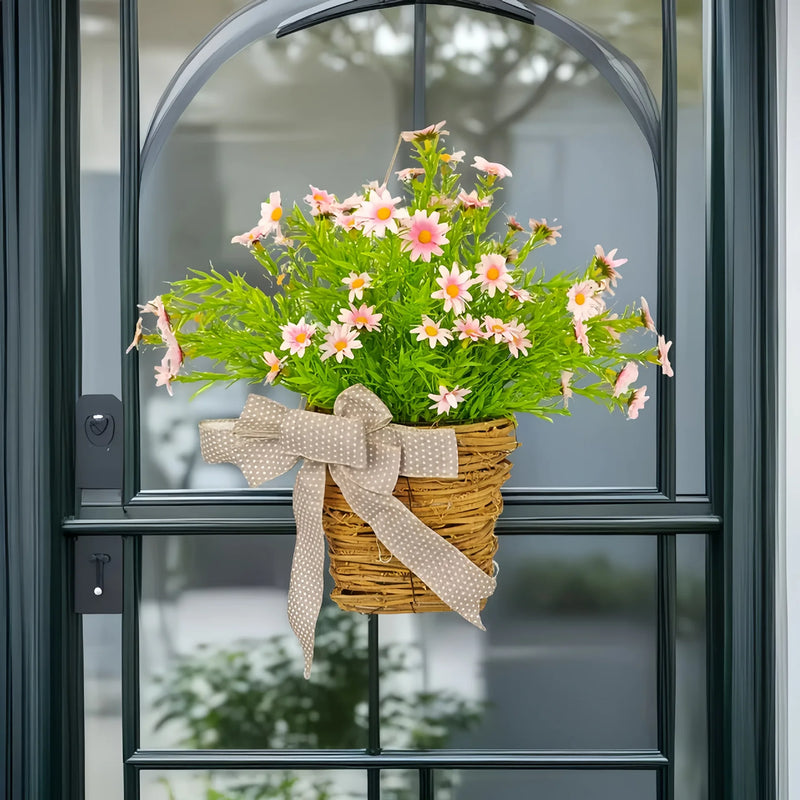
322;417;518;614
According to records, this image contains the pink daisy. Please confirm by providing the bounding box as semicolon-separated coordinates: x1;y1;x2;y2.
613;362;639;398
154;360;175;396
319;323;362;363
567;280;605;321
529;218;562;246
334;212;360;231
453;315;486;342
472;156;512;179
279;317;317;357
304;185;337;216
573;318;591;355
428;385;471;415
428;194;456;211
561;371;574;408
657;335;674;377
483;315;510;343
400;210;449;263
395;167;425;182
431;263;475;314
411;316;453;348
258;191;283;236
337;303;382;332
476;254;514;297
262;350;285;384
457;190;492;209
640;296;657;332
125;317;143;354
593;244;628;287
231;225;263;248
139;295;170;336
355;188;407;237
400;120;449;142
508;286;532;303
505;320;532;358
440;149;465;165
605;314;623;341
627;386;650;420
342;272;372;303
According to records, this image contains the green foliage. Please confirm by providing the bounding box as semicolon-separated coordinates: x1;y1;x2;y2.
136;127;665;422
153;606;482;800
504;553;705;631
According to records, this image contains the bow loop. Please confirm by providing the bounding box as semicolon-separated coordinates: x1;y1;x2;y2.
334;384;392;432
279;408;367;468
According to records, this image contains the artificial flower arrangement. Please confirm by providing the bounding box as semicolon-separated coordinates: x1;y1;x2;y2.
129;121;673;676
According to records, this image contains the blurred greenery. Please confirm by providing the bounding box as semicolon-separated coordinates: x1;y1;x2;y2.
153;606;483;799
504;553;705;634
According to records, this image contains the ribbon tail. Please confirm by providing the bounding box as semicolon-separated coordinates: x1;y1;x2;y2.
288;460;328;679
334;472;496;630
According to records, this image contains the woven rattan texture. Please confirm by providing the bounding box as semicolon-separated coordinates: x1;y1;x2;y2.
323;417;517;614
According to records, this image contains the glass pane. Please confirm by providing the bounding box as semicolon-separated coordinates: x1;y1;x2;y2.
81;0;121;397
142;770;366;799
139;535;369;749
675;534;708;799
426;8;658;490
542;0;662;98
138;0;263;135
381;771;419;800
380;535;657;750
138;8;414;490
436;770;657;799
675;0;707;494
83;615;123;800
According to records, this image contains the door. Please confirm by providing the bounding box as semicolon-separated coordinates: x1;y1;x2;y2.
0;1;778;799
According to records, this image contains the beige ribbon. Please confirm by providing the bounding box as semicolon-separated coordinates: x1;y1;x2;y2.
198;384;496;678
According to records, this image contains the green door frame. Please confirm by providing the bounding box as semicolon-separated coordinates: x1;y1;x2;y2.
0;0;778;798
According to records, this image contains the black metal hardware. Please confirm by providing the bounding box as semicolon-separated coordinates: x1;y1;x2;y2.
76;395;123;491
74;536;123;613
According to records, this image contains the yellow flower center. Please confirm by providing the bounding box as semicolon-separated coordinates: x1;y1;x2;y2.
356;315;368;324
446;284;460;298
351;278;365;290
486;266;500;280
424;325;438;336
270;363;280;373
418;229;432;244
492;324;504;333
575;292;586;306
440;153;451;163
271;207;283;221
295;332;307;343
313;193;325;201
377;207;392;221
334;340;347;352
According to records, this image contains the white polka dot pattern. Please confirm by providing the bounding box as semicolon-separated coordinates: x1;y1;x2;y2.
197;384;496;678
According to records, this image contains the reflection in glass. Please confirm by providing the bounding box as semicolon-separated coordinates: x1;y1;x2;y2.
435;769;657;800
80;0;121;397
675;535;708;799
83;615;123;800
425;7;658;490
141;770;366;800
542;0;663;96
382;535;658;750
381;771;420;800
139;535;369;749
138;8;414;490
675;0;707;494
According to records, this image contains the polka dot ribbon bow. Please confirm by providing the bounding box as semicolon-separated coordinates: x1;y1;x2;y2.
198;383;497;678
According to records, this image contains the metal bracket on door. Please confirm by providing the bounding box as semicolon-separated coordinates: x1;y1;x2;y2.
73;535;123;613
